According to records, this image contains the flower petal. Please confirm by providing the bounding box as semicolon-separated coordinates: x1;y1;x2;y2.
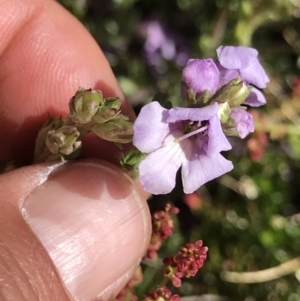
217;46;269;89
167;102;218;123
182;58;220;94
133;101;172;153
217;46;258;69
230;108;254;138
216;60;240;87
244;87;266;107
206;115;232;154
240;60;270;88
181;140;233;193
138;136;191;194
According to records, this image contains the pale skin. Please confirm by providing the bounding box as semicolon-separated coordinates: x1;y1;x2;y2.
0;0;151;300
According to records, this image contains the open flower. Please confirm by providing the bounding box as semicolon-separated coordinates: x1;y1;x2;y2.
216;46;270;107
181;46;269;107
133;101;233;194
217;46;269;88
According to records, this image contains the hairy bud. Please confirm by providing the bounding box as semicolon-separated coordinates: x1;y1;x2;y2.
45;126;81;156
69;88;104;123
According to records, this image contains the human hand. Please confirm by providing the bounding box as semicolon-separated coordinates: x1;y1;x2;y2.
0;1;151;300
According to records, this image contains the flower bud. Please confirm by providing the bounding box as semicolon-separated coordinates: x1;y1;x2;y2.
91;114;133;143
45;126;81;156
182;59;221;107
69;88;104;123
183;59;220;95
222;108;254;138
34;116;64;160
163;240;208;287
213;77;251;107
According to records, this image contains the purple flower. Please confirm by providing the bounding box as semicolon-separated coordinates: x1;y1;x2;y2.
230;108;254;139
180;46;269;107
139;20;189;72
133;101;233;194
182;59;220;94
217;46;269;88
216;46;269;107
243;88;266;107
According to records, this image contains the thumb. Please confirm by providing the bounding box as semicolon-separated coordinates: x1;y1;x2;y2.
0;161;151;301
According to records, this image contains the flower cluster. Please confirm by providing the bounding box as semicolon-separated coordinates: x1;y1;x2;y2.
183;46;269;107
144;204;179;260
133;46;269;194
143;287;180;301
163;240;208;287
34;88;133;163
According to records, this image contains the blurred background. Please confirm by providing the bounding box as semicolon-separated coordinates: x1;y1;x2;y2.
57;0;300;300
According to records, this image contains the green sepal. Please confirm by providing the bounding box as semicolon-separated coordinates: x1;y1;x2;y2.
91;97;122;123
217;102;231;124
186;89;212;107
91;114;133;143
92;107;120;123
222;116;238;128
222;116;240;137
212;77;251;107
104;97;122;110
222;128;239;137
120;147;147;178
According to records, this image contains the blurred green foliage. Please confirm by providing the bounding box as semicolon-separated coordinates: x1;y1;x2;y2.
57;0;300;300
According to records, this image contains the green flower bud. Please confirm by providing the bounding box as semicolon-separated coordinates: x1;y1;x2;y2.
91;114;133;143
69;88;104;123
45;126;81;156
212;77;251;107
34;116;63;160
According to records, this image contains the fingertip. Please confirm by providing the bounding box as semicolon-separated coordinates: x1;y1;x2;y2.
0;160;151;301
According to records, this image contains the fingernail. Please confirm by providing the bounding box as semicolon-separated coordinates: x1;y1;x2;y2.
21;160;150;301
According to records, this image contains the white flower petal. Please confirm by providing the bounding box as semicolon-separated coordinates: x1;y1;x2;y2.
182;145;233;194
138;138;191;195
133;101;172;153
